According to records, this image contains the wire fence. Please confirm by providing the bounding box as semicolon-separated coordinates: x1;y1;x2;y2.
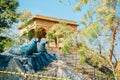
0;49;119;80
58;51;118;80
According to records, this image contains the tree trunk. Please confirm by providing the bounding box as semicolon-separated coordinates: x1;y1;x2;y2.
86;60;113;76
55;37;58;47
109;22;118;62
109;21;119;80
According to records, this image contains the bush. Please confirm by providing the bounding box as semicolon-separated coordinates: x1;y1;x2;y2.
0;37;13;52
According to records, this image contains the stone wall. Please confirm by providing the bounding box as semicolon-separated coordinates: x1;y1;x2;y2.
35;18;77;32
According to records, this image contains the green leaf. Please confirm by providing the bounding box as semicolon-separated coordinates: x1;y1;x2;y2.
83;0;88;3
74;1;83;11
59;0;62;3
117;0;120;2
80;56;87;64
62;44;70;54
78;49;86;56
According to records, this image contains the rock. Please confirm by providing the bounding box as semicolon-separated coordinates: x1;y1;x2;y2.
0;52;85;80
0;52;60;80
37;60;85;80
0;55;12;70
0;38;85;80
6;58;25;72
1;52;57;73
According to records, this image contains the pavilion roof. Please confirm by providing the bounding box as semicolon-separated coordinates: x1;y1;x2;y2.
18;15;78;30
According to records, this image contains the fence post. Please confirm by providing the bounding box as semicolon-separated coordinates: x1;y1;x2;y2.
75;52;77;67
98;76;101;80
93;66;96;80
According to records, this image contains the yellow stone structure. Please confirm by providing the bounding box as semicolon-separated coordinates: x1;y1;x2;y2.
18;14;78;47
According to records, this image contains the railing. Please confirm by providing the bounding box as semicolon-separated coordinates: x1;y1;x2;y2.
0;70;71;80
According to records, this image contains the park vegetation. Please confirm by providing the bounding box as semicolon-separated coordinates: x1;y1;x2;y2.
0;0;120;79
58;0;120;79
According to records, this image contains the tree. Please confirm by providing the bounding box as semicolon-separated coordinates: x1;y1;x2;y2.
0;0;32;52
75;0;120;79
60;0;120;79
0;0;20;52
46;22;72;48
0;37;13;52
0;0;19;28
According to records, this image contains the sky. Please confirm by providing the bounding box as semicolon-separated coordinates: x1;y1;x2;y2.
18;0;88;29
17;0;120;60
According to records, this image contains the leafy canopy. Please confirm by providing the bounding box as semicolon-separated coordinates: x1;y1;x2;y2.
0;0;19;28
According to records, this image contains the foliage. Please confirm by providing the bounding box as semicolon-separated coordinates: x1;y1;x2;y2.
62;44;71;56
0;26;21;52
19;19;33;29
25;29;35;40
77;42;109;67
76;0;120;59
74;0;88;11
20;26;46;41
60;0;120;78
0;0;19;28
61;37;73;54
0;38;13;52
47;22;72;38
19;10;32;22
0;0;19;52
0;0;32;52
74;0;120;79
46;22;73;48
80;22;100;40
